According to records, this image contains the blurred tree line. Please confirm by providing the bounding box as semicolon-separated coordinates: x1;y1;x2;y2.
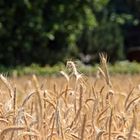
0;0;140;66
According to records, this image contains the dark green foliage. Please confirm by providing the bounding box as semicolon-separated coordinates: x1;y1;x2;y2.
78;20;124;63
0;0;139;67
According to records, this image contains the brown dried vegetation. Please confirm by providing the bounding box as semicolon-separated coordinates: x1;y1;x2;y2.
0;54;140;140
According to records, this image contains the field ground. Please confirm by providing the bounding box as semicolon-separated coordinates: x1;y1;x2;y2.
0;73;140;140
0;58;140;139
7;74;140;97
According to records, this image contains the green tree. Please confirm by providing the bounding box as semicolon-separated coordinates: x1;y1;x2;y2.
0;0;139;66
0;0;104;66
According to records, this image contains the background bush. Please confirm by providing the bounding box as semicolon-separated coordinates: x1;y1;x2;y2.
0;0;139;67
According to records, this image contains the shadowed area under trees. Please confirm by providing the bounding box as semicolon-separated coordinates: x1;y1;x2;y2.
0;0;140;67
